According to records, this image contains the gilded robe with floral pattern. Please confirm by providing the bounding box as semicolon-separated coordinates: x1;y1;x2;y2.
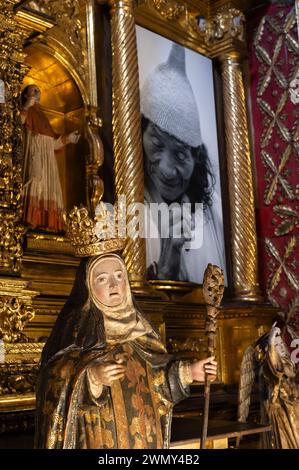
35;320;189;449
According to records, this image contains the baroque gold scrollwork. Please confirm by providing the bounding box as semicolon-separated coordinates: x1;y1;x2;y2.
0;279;40;404
142;1;245;48
0;342;44;395
0;298;34;343
0;279;38;343
0;2;28;273
211;8;245;43
0;365;38;395
152;0;184;20
188;8;245;45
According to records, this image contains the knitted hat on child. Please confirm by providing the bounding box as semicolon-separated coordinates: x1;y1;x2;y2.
140;43;202;148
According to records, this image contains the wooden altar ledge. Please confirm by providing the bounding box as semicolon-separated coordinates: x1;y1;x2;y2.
170;418;271;449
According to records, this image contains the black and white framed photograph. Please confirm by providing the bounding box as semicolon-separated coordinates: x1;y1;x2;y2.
136;26;226;284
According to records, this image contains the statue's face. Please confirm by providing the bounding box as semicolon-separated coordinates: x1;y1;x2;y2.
91;257;126;307
27;85;41;102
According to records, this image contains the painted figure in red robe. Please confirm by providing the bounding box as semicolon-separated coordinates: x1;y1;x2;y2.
21;84;80;232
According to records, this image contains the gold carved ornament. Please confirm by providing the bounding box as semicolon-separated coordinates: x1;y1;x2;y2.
142;1;245;48
25;0;86;81
0;278;38;344
64;202;126;257
0;2;28;272
202;264;224;356
151;0;184;20
201;263;224;449
194;8;245;45
0;297;34;344
0;278;40;398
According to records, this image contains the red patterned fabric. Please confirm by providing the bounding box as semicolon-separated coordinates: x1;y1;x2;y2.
248;3;298;342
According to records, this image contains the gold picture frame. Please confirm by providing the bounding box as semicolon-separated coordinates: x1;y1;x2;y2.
108;0;262;302
136;24;227;288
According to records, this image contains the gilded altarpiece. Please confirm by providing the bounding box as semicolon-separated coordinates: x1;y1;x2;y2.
0;0;104;432
0;0;278;435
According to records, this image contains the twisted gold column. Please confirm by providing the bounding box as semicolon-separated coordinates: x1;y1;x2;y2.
108;0;145;282
220;52;261;301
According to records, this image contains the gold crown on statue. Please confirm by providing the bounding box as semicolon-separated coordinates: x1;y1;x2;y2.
64;202;126;257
